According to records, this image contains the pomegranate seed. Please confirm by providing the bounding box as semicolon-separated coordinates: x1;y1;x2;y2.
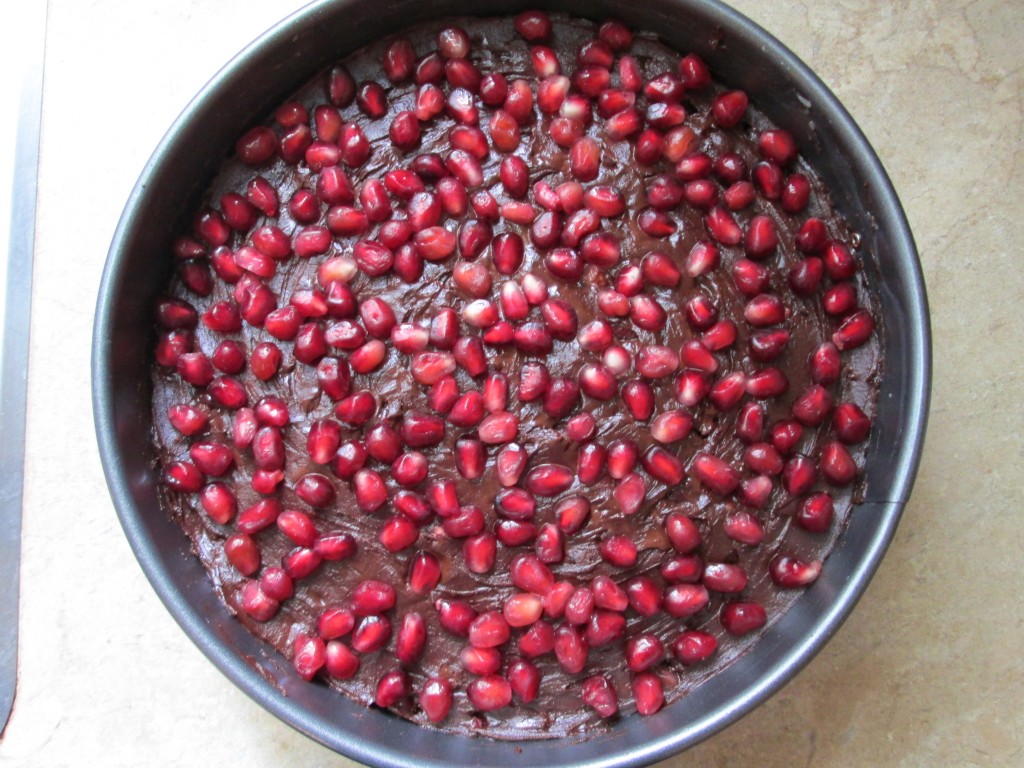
673;631;718;666
823;282;858;316
456;530;495;573
579;363;617;400
643;448;684;483
820;441;857;485
769;554;822;588
646;174;684;209
651;410;693;443
798;492;835;532
624;633;664;673
705;206;743;245
352;469;388;512
621;578;660;618
783;455;818;495
712;89;748;127
467;675;512;712
543;377;580;420
632;672;664;716
605;108;643;140
292;634;326;681
629;294;667;331
809;339;838;383
703;562;749;593
793;384;833;426
720;601;767;635
613;473;646;515
322;640;359;679
771;419;804;456
478;411;519;444
674;370;710;407
754;160;783;199
758;128;798;166
782;173;811;213
833;402;871;443
663;583;709;618
224;533;260;575
552;625;587;673
791;216;826;253
502;77;534;124
662;555;703;584
692;453;740;496
621;379;655;420
576;442;606;485
454;438;485;479
492;232;525;275
356;81;387;117
833;308;875;350
456;336;489;375
524;464;574;497
461;645;500;676
665;512;701;553
636;345;680;379
569;137;600;181
662;126;697;162
639;253;680;289
350;615;391;653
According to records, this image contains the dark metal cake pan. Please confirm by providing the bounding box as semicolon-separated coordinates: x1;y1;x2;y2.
93;1;931;766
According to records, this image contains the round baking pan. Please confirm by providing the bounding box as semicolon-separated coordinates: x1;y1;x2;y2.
93;1;931;766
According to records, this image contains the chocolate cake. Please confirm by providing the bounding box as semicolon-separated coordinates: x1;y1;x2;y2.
151;11;881;739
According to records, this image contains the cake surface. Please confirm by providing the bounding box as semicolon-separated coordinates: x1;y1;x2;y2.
151;12;881;739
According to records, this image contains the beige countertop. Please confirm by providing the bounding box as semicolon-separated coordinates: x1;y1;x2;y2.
5;0;1021;765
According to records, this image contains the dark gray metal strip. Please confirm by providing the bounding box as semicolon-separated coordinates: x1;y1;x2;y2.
0;0;47;734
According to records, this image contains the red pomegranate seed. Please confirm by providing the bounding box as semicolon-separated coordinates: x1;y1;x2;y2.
642;446;685;485
455;530;494;573
672;630;717;665
356;81;387;117
496;443;527;486
823;282;858;316
712;89;748;127
769;419;803;456
664;512;701;554
783;455;817;496
769;554;822;588
781;173;811;213
662;555;703;584
566;412;596;442
692;453;740;496
705;206;743;245
461;645;500;676
703;563;749;593
492;232;525;275
792;384;833;426
798;492;834;532
663;583;709;618
612;473;646;516
235;126;277;165
478;411;519;444
833;308;875;350
656;125;693;163
566;137;599;182
576;442;606;485
224;533;260;575
292;634;327;682
625;633;664;673
632;672;664;716
833;402;871;443
467;675;513;712
720;601;767;635
651;410;693;443
820;441;857;485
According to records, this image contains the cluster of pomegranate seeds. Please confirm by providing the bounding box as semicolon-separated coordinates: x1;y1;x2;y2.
154;11;879;735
